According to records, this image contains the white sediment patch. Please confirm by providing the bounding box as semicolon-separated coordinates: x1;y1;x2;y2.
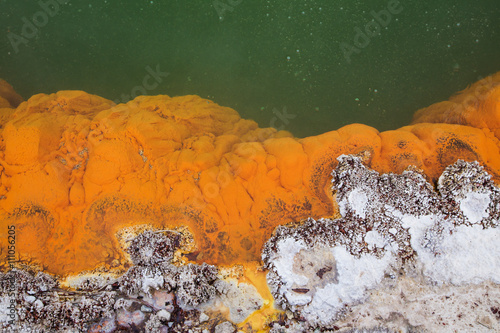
346;187;369;218
62;272;118;290
301;246;393;325
142;271;165;295
365;230;388;250
263;156;500;331
338;277;500;332
407;219;500;285
273;238;309;291
268;236;394;326
459;191;490;224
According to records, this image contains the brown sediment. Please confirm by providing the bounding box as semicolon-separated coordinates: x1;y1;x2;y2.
0;72;499;276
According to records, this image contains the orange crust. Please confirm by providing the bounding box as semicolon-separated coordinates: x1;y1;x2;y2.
1;72;499;276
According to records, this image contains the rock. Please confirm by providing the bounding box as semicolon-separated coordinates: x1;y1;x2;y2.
157;309;171;321
141;305;153;312
199;312;209;323
88;316;116;333
151;290;175;312
215;321;236;333
116;309;145;328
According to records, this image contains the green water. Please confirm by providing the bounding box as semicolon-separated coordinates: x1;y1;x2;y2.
1;0;499;137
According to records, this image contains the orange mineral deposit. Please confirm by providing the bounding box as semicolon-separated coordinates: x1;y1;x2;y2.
0;72;500;277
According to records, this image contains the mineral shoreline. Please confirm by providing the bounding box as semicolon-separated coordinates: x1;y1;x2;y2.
0;72;499;331
1;155;499;332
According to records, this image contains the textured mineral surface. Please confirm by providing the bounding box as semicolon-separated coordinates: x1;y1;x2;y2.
263;155;500;332
0;72;499;331
0;228;264;332
1;155;499;331
0;72;500;277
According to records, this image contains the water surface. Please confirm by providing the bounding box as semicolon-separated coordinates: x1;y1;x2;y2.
1;0;499;137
